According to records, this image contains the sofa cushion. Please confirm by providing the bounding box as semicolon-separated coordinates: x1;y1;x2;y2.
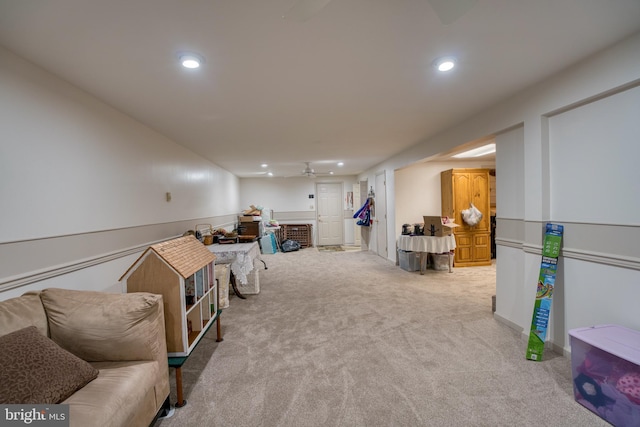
40;288;165;362
63;361;161;427
0;326;99;404
0;292;49;337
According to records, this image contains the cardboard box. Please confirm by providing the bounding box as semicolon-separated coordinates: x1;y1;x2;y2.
569;325;640;426
239;215;262;222
422;216;460;236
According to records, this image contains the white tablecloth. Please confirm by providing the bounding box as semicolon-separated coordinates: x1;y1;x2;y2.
207;242;261;285
397;235;456;253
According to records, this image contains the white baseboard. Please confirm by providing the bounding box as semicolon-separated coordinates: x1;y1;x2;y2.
493;312;571;358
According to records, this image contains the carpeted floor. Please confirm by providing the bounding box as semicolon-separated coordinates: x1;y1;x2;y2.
154;248;606;427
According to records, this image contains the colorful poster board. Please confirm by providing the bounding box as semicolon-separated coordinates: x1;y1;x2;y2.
526;223;564;361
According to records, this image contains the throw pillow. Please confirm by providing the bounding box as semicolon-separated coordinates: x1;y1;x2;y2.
0;326;99;404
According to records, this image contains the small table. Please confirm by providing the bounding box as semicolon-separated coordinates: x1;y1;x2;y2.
397;235;456;274
207;242;267;299
168;309;223;408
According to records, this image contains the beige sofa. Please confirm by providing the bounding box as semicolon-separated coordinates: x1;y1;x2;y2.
0;288;170;427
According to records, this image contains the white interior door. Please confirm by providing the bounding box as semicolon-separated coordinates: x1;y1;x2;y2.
375;172;387;258
317;182;343;246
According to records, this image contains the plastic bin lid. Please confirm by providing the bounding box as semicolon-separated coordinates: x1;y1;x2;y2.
568;324;640;365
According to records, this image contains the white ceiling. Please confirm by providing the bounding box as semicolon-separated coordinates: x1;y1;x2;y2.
1;0;639;178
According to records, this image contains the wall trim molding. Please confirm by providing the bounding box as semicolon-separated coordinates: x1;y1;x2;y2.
496;218;640;228
494;238;522;249
0;237;174;292
0;215;238;293
522;243;543;254
562;247;640;271
0;214;237;245
273;211;316;221
497;241;640;270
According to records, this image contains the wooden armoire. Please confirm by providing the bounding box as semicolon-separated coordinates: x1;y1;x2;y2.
441;168;492;267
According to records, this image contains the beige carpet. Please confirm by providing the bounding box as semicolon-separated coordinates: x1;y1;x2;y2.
154;248;606;427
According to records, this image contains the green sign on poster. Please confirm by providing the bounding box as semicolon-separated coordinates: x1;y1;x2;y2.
526;223;564;361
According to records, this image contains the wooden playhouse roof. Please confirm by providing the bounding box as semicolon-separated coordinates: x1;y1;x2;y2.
120;235;216;280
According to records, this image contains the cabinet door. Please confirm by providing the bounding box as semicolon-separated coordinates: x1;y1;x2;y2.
470;171;490;231
452;172;472;231
472;232;491;262
454;233;473;264
441;169;453;218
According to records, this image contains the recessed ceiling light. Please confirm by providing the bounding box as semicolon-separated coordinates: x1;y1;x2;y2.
261;164;268;168
329;171;334;175
179;54;204;69
453;143;495;158
267;172;273;177
337;162;344;167
433;57;456;72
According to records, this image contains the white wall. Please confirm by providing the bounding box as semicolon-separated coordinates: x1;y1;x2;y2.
0;45;240;299
543;84;640;349
548;86;640;225
0;254;141;300
239;176;358;244
359;31;640;353
493;125;528;335
239;177;320;213
495;126;525;220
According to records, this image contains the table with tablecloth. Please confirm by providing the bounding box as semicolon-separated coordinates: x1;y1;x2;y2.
396;235;456;274
207;242;266;298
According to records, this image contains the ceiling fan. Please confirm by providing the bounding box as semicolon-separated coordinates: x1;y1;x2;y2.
296;162;334;178
302;162;316;177
283;0;477;25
